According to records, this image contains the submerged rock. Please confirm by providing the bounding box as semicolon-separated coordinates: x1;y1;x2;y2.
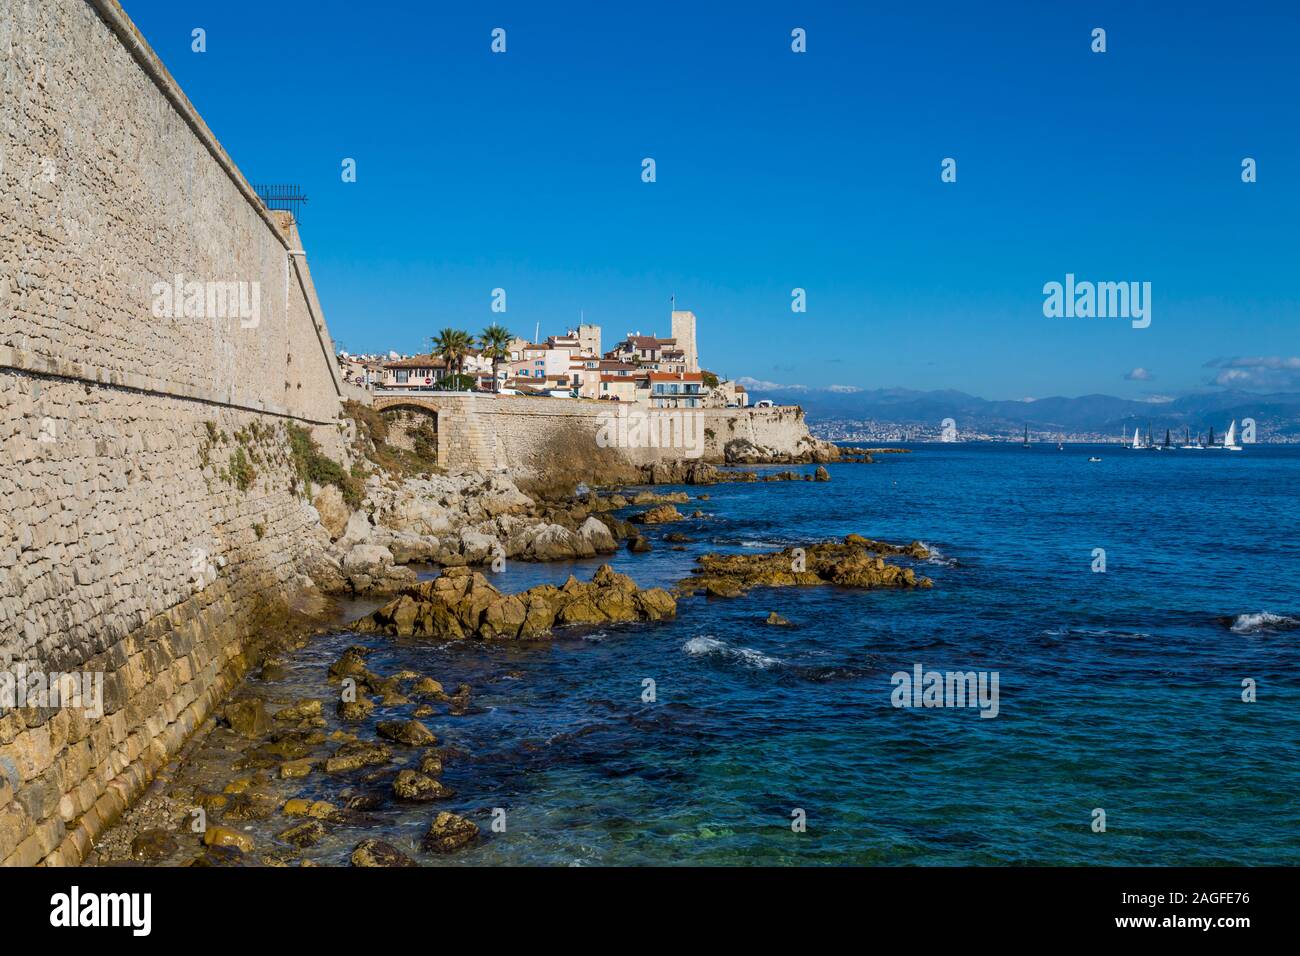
223;699;268;739
766;612;793;626
631;504;684;524
336;696;375;721
353;564;675;639
679;535;933;597
130;829;178;862
351;839;418;868
274;699;323;721
423;811;479;853
376;720;437;747
393;769;455;802
325;740;392;773
278;819;327;848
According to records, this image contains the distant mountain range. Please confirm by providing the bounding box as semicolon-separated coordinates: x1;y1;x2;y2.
746;386;1300;440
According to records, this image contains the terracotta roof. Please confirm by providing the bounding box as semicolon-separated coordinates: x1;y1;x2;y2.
383;354;449;369
647;372;704;381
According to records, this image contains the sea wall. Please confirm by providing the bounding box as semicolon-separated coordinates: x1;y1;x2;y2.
370;395;829;478
374;393;707;476
701;405;825;462
0;0;344;865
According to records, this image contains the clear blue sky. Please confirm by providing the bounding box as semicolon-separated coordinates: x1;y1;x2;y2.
120;0;1299;400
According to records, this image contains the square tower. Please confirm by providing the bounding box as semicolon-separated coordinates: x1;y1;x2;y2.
670;310;699;371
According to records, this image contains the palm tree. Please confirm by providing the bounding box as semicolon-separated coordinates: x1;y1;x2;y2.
478;323;513;393
432;327;473;389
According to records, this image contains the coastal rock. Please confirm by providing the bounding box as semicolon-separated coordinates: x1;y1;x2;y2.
223;699;268;739
640;460;723;485
679;535;933;597
813;466;830;482
203;826;253;853
274;699;322;722
411;676;445;696
283;799;340;821
130;829;178;862
278;819;327;848
423;811;479;854
631;504;684;524
279;758;315;780
352;564;676;640
577;516;618;552
376;720;437;747
393;769;455;801
627;535;652;553
631;491;690;505
336;696;375;721
313;484;351;540
351;839;418;868
324;740;392;773
341;543;417;594
766;612;793;626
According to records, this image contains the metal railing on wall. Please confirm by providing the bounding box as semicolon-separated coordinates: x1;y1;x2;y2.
253;183;309;221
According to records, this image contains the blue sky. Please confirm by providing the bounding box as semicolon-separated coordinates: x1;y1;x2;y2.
120;0;1299;400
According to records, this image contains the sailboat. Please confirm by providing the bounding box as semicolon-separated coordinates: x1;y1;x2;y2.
1224;420;1243;451
1163;429;1171;450
1207;425;1220;449
1130;427;1142;450
1022;425;1031;447
1179;426;1203;450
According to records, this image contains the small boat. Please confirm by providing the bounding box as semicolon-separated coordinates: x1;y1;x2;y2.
1207;425;1221;449
1130;427;1142;450
1088;456;1102;462
1057;441;1063;451
1179;426;1203;450
1224;420;1243;451
1022;425;1031;447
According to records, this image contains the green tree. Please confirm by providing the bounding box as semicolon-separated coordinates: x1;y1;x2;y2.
478;323;513;392
432;327;473;388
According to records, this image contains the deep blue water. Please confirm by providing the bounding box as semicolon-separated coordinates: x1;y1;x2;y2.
296;444;1300;865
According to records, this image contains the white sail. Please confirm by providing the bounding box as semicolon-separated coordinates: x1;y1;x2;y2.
1225;421;1236;445
1131;428;1141;450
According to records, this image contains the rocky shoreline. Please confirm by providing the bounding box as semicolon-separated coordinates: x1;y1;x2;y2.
87;445;931;866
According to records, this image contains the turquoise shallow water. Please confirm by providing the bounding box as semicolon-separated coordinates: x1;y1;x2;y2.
265;443;1300;865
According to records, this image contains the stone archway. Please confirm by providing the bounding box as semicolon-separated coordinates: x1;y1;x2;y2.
379;403;439;462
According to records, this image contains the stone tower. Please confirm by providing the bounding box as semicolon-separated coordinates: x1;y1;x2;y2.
670;310;699;371
576;323;601;357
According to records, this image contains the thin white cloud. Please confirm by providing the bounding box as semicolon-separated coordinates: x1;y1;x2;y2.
1125;367;1153;381
1203;356;1300;389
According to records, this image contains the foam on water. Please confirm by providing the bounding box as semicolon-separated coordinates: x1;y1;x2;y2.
683;635;784;669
